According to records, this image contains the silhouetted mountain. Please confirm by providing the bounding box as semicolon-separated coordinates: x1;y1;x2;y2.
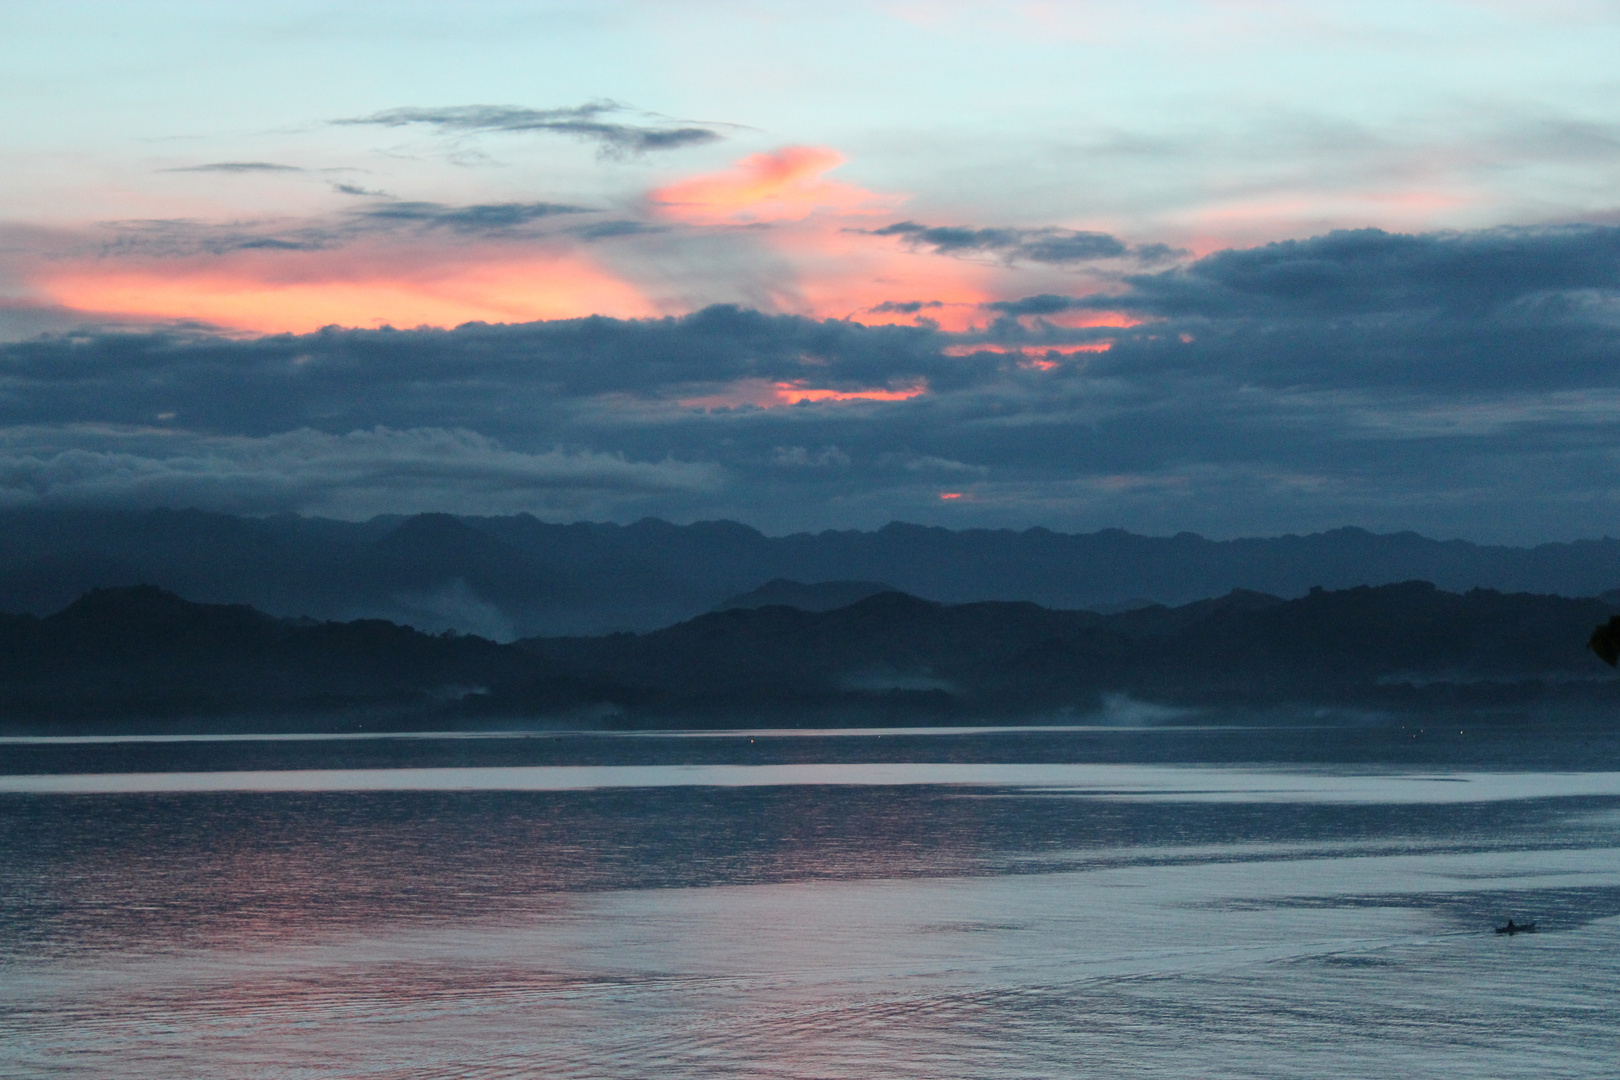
0;585;535;720
4;580;1620;727
0;508;379;619
498;581;1620;722
467;517;1607;641
9;501;1620;647
6;514;1620;725
717;578;899;612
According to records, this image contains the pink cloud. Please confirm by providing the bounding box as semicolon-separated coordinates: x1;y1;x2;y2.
1042;310;1141;329
651;146;900;225
34;243;658;334
18;144;1142;337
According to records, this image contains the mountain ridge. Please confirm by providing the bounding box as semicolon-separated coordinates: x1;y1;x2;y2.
6;506;1620;637
716;578;900;612
4;580;1616;729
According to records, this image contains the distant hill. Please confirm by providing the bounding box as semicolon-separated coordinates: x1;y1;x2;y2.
717;579;899;613
5;580;1615;728
7;506;1620;638
504;582;1620;721
0;585;534;721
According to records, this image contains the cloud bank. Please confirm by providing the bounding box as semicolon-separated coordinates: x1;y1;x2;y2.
0;426;718;518
6;224;1620;540
11;143;1168;337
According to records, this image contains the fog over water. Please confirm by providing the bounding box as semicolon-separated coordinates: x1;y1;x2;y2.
3;722;1619;1078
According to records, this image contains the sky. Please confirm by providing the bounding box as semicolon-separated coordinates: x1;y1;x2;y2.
4;0;1620;541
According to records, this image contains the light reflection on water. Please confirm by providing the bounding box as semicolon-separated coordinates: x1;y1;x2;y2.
7;762;1620;801
2;727;1620;1078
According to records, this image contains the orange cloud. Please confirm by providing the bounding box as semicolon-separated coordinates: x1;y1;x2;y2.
644;146;1136;332
699;206;1001;331
678;378;927;410
38;247;656;334
777;381;925;404
22;143;1144;337
651;146;899;225
1043;309;1141;329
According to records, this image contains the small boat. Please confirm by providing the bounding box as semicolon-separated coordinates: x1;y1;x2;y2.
1495;920;1536;935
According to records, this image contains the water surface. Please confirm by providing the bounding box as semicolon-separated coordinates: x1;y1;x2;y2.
3;723;1618;1078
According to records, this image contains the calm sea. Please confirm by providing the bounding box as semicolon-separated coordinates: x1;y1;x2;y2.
3;717;1619;1078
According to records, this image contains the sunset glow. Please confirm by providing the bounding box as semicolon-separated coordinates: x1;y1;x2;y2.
39;251;659;333
1041;311;1142;330
677;379;928;410
775;382;926;404
651;146;897;225
3;0;1617;543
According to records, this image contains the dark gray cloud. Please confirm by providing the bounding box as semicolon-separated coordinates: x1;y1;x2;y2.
868;300;944;314
162;162;305;174
351;201;588;234
0;308;959;437
1107;225;1620;319
336;101;724;156
984;294;1083;316
9;223;1620;540
94;200;593;256
97;220;333;256
1076;225;1620;394
866;222;1182;265
0;425;718;519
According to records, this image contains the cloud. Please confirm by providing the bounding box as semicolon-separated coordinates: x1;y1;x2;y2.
81;200;594;260
1107;225;1620;320
573;220;667;240
1080;224;1620;393
868;300;944;314
94;221;335;257
866;221;1183;265
899;454;989;476
771;445;850;468
651;146;896;224
36;248;658;336
25;154;1000;336
0;425;719;517
350;201;589;234
984;294;1085;316
0;297;145;341
11;223;1620;540
0;307;957;433
335;101;724;156
161;162;305;174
